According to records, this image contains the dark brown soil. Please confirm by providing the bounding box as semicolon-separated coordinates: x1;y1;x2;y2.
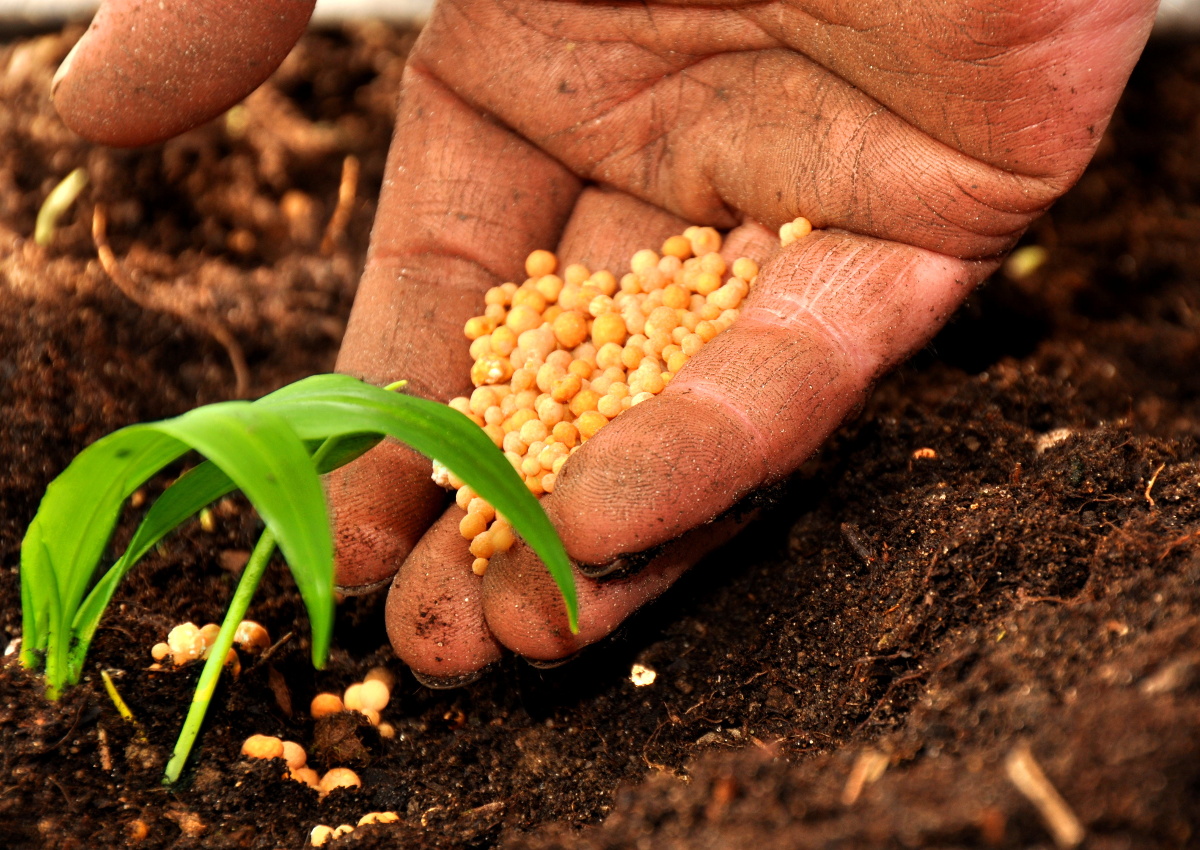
2;24;1199;850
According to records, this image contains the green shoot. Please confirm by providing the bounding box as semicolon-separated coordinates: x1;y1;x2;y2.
20;374;576;781
34;167;88;247
163;526;277;783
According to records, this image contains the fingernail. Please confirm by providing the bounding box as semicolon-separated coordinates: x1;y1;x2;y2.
334;576;392;596
576;547;660;581
410;668;485;690
523;652;579;670
576;557;630;579
52;34;86;97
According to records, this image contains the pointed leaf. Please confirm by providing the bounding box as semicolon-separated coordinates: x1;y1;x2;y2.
259;374;577;629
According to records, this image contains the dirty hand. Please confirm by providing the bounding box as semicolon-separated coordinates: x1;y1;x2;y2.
55;0;1156;685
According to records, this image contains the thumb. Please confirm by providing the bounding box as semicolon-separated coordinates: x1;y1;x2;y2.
549;231;997;565
53;0;314;147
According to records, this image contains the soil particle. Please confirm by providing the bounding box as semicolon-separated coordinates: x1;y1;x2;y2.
2;23;1200;850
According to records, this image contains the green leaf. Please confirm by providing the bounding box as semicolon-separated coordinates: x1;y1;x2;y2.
21;429;194;688
67;461;238;679
23;372;575;702
66;432;382;679
22;401;334;695
144;404;334;667
258;375;577;630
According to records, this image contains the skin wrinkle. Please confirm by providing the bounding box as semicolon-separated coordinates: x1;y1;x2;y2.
517;0;783;55
665;379;776;483
426;3;1074;255
371;66;583;271
748;1;1141;178
367;252;499;293
790;238;870;313
683;327;854;478
712;60;1055;252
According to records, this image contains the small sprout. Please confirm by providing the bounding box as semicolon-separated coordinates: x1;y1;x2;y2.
198;507;216;533
20;372;573;783
377;722;396;739
233;620;270;653
310;825;335;847
100;669;136;721
333;825;355;840
34;167;88;247
311;692;344;718
912;447;938;460
150;642;171;662
241;734;284;760
318;767;362;796
360;708;381;726
358;812;399;826
281;740;307;771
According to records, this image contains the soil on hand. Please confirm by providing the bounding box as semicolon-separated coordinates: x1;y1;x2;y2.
2;23;1199;850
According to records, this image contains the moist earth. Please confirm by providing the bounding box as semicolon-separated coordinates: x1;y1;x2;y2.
1;24;1199;850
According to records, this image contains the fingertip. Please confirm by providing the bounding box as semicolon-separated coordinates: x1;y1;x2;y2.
720;219;778;267
482;515;747;661
54;0;314;146
385;508;504;679
556;187;691;273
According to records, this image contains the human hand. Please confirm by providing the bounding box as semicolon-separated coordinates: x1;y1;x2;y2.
54;0;1157;685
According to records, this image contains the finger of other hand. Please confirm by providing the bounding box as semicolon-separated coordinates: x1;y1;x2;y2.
53;0;314;146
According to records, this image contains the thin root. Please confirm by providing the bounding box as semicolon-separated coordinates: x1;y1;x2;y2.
93;204;250;398
1144;462;1166;509
1004;743;1085;848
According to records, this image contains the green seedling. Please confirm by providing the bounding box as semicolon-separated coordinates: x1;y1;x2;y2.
20;374;576;783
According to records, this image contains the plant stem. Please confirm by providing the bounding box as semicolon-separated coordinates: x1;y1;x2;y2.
162;435;341;785
162;527;276;785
